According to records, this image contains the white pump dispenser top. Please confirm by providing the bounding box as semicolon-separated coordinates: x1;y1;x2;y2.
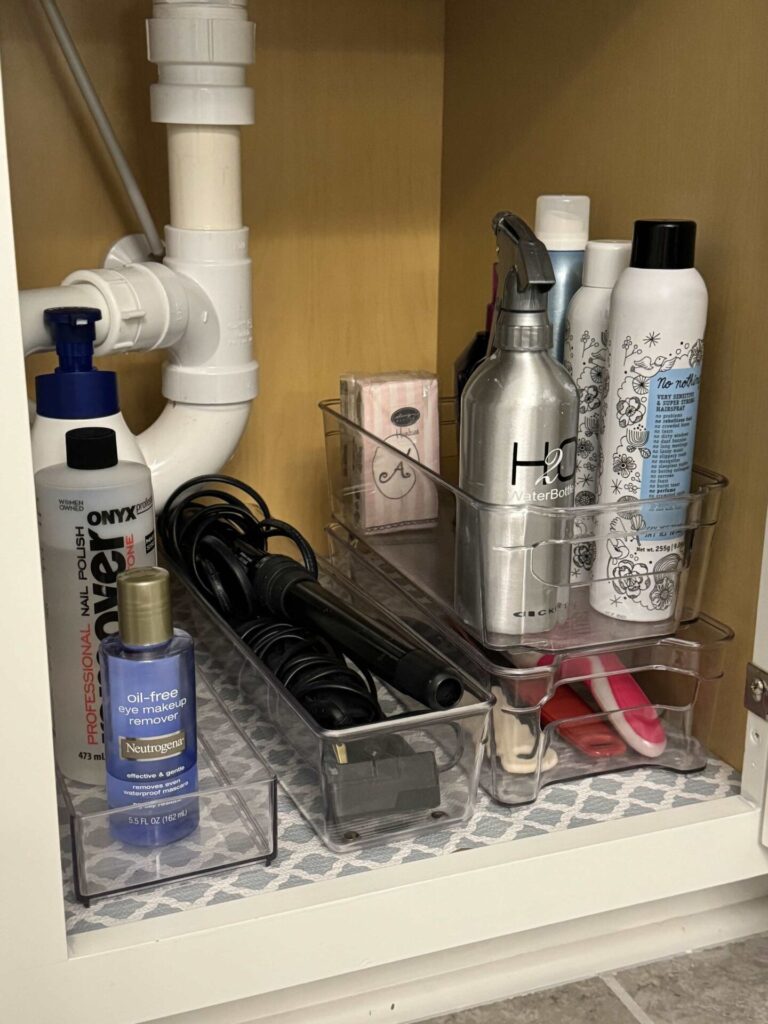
535;195;590;251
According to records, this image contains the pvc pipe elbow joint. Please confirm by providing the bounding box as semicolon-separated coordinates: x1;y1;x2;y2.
137;400;252;509
62;262;189;355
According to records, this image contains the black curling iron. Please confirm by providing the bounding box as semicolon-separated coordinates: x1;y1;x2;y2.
250;553;463;711
159;476;464;720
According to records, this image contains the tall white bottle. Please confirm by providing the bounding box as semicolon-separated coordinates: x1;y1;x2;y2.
534;195;590;363
36;428;156;784
563;240;631;583
591;221;707;622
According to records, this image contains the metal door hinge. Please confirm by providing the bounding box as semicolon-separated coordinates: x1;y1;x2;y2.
745;662;768;719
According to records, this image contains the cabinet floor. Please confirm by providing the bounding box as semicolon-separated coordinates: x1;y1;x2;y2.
61;754;739;936
60;601;741;937
418;931;768;1024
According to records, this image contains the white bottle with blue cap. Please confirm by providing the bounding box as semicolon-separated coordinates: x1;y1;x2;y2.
35;426;156;784
31;307;145;471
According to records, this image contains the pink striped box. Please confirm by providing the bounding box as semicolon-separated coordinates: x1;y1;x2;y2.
340;372;439;533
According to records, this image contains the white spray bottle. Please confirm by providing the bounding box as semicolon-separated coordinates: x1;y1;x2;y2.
563;239;631;583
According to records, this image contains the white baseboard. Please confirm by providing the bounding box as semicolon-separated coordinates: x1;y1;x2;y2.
154;876;768;1024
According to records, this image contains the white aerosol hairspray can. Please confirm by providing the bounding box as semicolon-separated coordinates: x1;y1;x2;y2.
591;221;707;623
35;428;156;784
563;240;630;583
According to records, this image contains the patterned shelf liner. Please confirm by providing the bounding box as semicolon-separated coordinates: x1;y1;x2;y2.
61;619;739;935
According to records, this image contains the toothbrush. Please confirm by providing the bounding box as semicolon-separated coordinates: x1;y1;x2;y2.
540;653;667;758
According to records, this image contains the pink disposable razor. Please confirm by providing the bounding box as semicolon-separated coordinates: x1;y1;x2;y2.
538;653;667;758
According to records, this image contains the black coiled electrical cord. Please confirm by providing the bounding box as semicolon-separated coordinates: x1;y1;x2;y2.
160;475;463;730
238;619;381;729
160;474;317;623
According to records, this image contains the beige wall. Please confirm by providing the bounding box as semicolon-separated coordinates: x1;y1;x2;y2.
439;0;768;767
1;0;445;551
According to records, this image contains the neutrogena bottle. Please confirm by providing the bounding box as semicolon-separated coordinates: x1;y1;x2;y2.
101;567;198;845
35;428;156;784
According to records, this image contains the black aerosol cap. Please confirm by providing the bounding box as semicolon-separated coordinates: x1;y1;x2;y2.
631;220;696;270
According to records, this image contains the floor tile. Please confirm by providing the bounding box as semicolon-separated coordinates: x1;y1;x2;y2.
419;977;639;1023
618;931;768;1023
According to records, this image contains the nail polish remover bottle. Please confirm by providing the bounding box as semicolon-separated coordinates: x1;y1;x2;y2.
563;239;631;583
101;567;198;846
535;195;590;363
35;427;156;784
32;306;145;472
591;220;707;622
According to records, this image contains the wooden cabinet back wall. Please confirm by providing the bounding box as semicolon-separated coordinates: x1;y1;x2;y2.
1;0;761;769
0;0;445;549
439;0;768;769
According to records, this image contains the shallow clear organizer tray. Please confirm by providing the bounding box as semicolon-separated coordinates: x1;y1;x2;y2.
60;670;277;905
326;522;732;806
170;562;491;853
320;398;727;652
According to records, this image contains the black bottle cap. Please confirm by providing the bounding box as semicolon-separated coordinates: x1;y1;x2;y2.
65;427;118;470
631;220;696;270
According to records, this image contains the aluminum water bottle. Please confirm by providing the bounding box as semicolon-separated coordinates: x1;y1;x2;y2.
456;213;579;645
35;428;156;784
591;221;707;622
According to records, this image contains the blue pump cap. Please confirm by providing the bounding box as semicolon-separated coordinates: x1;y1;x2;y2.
35;307;119;419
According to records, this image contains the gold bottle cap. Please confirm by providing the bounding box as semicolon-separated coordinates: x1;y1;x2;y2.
117;567;173;647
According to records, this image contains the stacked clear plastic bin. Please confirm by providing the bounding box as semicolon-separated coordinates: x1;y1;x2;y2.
172;564;491;851
320;397;732;805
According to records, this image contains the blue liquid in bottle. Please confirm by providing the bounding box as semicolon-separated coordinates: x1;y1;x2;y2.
101;629;198;846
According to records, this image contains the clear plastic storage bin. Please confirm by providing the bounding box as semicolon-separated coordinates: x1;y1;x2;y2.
326;522;732;805
61;667;277;905
171;563;491;852
320;398;727;652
